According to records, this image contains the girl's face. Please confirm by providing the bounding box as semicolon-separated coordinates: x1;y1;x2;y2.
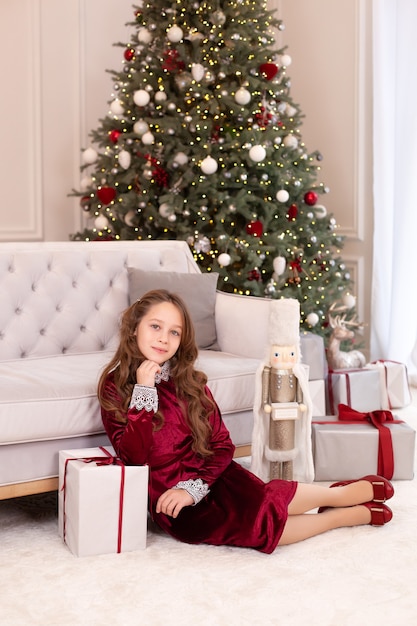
135;301;183;364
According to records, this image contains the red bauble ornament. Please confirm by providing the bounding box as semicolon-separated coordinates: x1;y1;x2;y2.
124;48;135;61
304;191;318;206
287;204;298;220
80;195;91;211
109;130;121;144
97;186;116;205
259;63;279;81
246;220;264;237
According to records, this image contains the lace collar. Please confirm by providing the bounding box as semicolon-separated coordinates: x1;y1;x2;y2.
155;361;170;384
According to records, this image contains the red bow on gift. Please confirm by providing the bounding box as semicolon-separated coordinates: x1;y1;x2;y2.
338;404;397;479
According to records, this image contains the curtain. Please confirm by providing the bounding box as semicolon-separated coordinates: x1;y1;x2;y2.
371;0;417;384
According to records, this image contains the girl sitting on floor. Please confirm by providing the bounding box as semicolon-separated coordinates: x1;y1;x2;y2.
98;289;393;554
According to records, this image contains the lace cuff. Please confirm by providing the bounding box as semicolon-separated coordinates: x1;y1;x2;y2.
129;384;158;413
173;478;210;505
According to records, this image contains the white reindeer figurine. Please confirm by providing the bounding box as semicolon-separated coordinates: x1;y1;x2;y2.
327;306;366;370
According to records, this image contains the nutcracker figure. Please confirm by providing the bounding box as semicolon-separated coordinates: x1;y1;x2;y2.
251;299;314;483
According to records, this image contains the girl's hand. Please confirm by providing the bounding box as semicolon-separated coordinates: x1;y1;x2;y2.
156;488;194;518
136;360;161;387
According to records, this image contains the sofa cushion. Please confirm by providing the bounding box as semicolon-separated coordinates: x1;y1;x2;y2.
0;350;260;445
127;268;219;350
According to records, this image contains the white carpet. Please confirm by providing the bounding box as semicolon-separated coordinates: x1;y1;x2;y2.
1;393;417;626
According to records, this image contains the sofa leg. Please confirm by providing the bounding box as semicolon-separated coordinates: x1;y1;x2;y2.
0;477;59;501
233;444;251;458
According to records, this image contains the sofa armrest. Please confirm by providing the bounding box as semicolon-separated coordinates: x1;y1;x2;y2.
214;291;272;359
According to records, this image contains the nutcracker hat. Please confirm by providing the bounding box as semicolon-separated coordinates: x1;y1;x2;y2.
268;298;301;350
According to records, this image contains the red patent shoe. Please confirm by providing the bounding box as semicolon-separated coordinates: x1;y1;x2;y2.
329;475;394;503
363;502;393;526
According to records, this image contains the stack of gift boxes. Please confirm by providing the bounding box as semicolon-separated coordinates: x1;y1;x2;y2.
301;331;415;482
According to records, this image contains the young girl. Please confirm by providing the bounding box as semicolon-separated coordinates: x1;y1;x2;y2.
98;289;394;554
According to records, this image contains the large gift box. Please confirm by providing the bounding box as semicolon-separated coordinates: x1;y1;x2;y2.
326;368;381;414
312;408;415;481
59;446;148;557
300;332;328;381
309;379;326;417
366;360;411;409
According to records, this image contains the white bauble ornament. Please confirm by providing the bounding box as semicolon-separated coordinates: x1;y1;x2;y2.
118;150;131;170
82;147;98;165
154;91;167;103
174;152;188;165
167;25;183;42
249;145;266;162
306;312;319;327
109;99;124;115
286;104;297;117
125;210;136;226
273;256;286;276
200;156;218;174
191;63;205;82
133;119;149;135
342;293;356;309
218;252;231;267
234;87;251;105
94;215;109;230
280;54;292;67
314;204;327;218
80;175;93;191
276;189;289;203
167;214;177;222
138;28;152;44
159;203;172;218
133;90;150;107
283;135;298;149
141;131;154;145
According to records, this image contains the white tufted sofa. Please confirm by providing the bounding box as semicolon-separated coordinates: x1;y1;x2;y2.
0;240;275;499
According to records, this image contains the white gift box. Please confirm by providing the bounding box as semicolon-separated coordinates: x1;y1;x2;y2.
312;415;415;481
309;379;326;417
59;446;148;557
366;360;411;409
326;368;381;414
300;332;328;381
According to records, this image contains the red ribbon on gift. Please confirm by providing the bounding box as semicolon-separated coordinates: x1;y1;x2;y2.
61;447;125;553
315;404;401;479
327;368;366;415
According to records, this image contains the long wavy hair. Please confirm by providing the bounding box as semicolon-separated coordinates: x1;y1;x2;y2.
98;289;215;456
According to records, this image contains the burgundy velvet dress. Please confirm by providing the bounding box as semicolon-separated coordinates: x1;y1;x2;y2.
101;373;297;554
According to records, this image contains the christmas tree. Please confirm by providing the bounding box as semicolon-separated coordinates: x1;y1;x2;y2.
72;0;356;340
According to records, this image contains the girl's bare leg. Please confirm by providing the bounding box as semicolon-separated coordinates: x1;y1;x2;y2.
287;481;375;516
278;506;372;546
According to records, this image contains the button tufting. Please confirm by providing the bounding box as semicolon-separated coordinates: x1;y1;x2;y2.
8;264;15;273
72;280;77;288
31;283;37;292
20;351;26;358
62;347;67;354
56;304;62;312
15;307;22;315
40;328;46;336
80;325;86;332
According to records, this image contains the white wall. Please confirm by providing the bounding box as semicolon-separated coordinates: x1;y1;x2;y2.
0;0;373;348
